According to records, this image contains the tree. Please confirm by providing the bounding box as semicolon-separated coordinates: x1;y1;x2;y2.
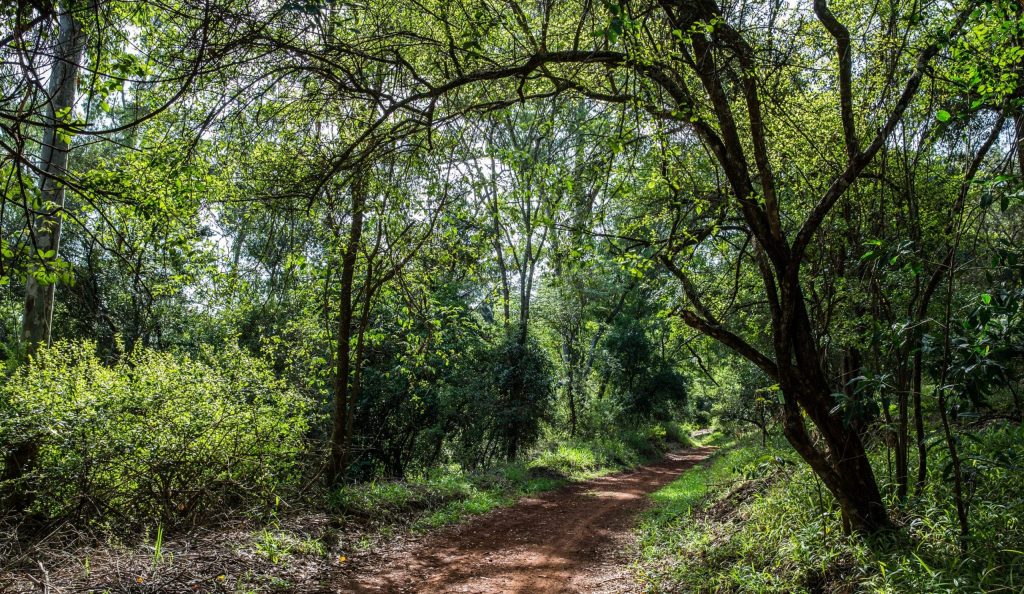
21;2;90;354
1;1;90;514
219;0;982;531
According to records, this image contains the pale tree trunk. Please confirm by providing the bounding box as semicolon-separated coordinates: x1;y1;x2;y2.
22;4;88;354
4;4;89;516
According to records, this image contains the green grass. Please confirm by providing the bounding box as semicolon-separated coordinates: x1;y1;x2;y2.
329;423;692;533
530;443;607;477
642;433;763;527
635;425;1024;593
413;489;510;530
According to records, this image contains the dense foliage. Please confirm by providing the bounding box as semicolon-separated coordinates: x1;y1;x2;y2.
0;341;312;529
2;0;1024;590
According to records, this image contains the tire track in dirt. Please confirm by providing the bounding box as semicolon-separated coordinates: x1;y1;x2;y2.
336;446;715;593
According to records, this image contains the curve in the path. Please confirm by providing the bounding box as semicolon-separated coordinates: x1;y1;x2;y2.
337;446;715;594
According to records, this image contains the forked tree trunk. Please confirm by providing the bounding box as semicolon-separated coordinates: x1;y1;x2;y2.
657;0;976;536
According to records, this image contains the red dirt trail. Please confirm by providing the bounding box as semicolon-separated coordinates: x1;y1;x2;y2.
337;446;715;594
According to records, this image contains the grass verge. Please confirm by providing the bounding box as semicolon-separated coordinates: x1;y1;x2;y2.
635;424;1024;593
330;421;693;534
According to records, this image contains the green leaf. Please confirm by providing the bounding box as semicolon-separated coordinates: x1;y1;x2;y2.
936;110;952;122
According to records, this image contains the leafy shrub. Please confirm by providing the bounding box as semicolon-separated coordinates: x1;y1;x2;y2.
0;340;312;529
529;425;675;479
621;428;665;460
661;421;693;446
489;333;555;460
578;394;626;436
600;319;688;424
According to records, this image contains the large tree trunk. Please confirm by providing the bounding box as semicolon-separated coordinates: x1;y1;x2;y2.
779;284;890;533
778;364;889;532
778;383;890;532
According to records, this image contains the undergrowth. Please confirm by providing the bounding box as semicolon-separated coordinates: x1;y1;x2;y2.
330;420;691;532
0;340;312;531
636;424;1024;593
1;421;695;593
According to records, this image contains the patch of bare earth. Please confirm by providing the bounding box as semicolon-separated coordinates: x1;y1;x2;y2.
336;447;715;594
0;513;350;593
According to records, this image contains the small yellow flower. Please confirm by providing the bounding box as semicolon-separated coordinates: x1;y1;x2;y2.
337;555;347;564
136;576;145;584
216;574;226;581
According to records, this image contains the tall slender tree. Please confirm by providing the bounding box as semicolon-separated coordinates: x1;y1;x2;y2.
22;2;90;355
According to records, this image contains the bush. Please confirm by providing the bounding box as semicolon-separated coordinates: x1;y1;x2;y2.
0;340;312;529
661;421;693;447
529;424;677;479
489;333;555;460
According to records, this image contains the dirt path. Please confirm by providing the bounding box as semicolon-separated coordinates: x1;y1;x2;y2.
337;446;715;594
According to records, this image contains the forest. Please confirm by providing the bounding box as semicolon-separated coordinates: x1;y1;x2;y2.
1;0;1023;592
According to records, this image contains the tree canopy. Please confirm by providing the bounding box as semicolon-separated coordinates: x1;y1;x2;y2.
2;0;1023;576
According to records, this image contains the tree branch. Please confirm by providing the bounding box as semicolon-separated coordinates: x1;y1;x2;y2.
814;0;858;160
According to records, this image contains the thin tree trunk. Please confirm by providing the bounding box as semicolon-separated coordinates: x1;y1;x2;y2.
22;5;88;354
912;349;928;493
346;259;375;474
937;207;971;556
1014;111;1024;174
567;369;577;436
4;4;89;515
329;170;366;483
895;369;909;502
489;174;511;328
912;113;1003;496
